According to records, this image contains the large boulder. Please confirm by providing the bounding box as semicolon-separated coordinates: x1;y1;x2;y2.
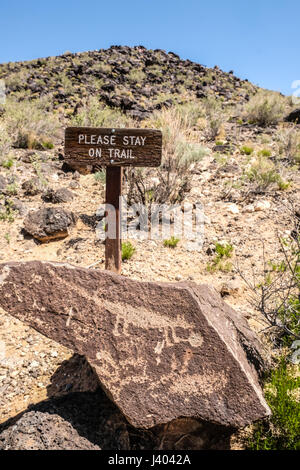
42;188;74;204
0;261;270;429
23;208;77;242
0;409;100;450
285;108;300;123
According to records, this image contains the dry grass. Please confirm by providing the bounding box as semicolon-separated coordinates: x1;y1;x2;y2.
3;97;60;149
243;91;288;126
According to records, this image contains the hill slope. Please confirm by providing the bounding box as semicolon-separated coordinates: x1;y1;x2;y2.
0;45;257;119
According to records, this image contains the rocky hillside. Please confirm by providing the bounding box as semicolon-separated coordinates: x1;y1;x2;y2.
0;45;257;119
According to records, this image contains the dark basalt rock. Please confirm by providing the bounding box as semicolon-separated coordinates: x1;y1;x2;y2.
285;108;300;123
42;187;74;204
23;208;77;242
22;177;44;196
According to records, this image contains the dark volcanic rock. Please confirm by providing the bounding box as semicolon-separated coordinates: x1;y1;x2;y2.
9;198;27;216
22;177;44;196
42;187;74;203
79;213;103;228
0;261;270;430
23;208;77;242
0;408;101;450
0;387;233;450
285;108;300;123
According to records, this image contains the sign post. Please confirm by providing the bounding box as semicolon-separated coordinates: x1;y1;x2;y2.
64;127;162;274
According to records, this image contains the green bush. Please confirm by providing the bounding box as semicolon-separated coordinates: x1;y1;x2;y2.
278;297;300;346
163;236;180;248
122;241;136;261
248;358;300;450
258;149;272;157
203;96;224;140
128;68;146;83
1;158;14;169
207;242;233;272
243;91;286;127
0;122;12;164
94;170;106;184
0;198;16;223
246;156;290;192
5;183;18;195
241;146;254;155
128;106;209;206
71;96;133;128
3;98;59;149
277;126;300;164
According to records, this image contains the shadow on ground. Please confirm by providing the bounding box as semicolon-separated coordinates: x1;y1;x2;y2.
0;354;233;450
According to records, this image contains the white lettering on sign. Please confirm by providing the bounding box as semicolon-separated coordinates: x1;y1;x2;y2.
109;149;134;159
78;134;146;147
123;136;146;146
77;133;148;161
78;134;116;145
89;148;102;158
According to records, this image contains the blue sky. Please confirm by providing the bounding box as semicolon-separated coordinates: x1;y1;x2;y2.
0;0;299;96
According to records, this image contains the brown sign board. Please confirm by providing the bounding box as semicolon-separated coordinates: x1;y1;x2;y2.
64;127;162;172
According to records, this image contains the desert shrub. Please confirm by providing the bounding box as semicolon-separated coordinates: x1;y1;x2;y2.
3;98;59;149
5;183;18;195
128;69;146;83
240;145;254;155
126;107;209;206
93;63;112;74
0;121;12;162
94;170;106;184
42;141;54;150
1;157;14;169
207;242;233;272
174;102;206;129
243;91;286;126
258;149;272;157
71;96;133;128
0;198;16;223
248;358;300;450
203;96;224;140
122;241;136;261
245;155;290;192
163;236;180;248
277;125;300;164
59;72;74;95
30;154;48;187
238;213;300;346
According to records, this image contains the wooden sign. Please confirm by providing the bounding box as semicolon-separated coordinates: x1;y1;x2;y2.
64;127;162;171
64;127;162;275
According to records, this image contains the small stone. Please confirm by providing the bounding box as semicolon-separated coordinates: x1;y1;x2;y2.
219;280;241;297
254;200;270;212
243;204;255;213
29;360;40;369
226;203;239;214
